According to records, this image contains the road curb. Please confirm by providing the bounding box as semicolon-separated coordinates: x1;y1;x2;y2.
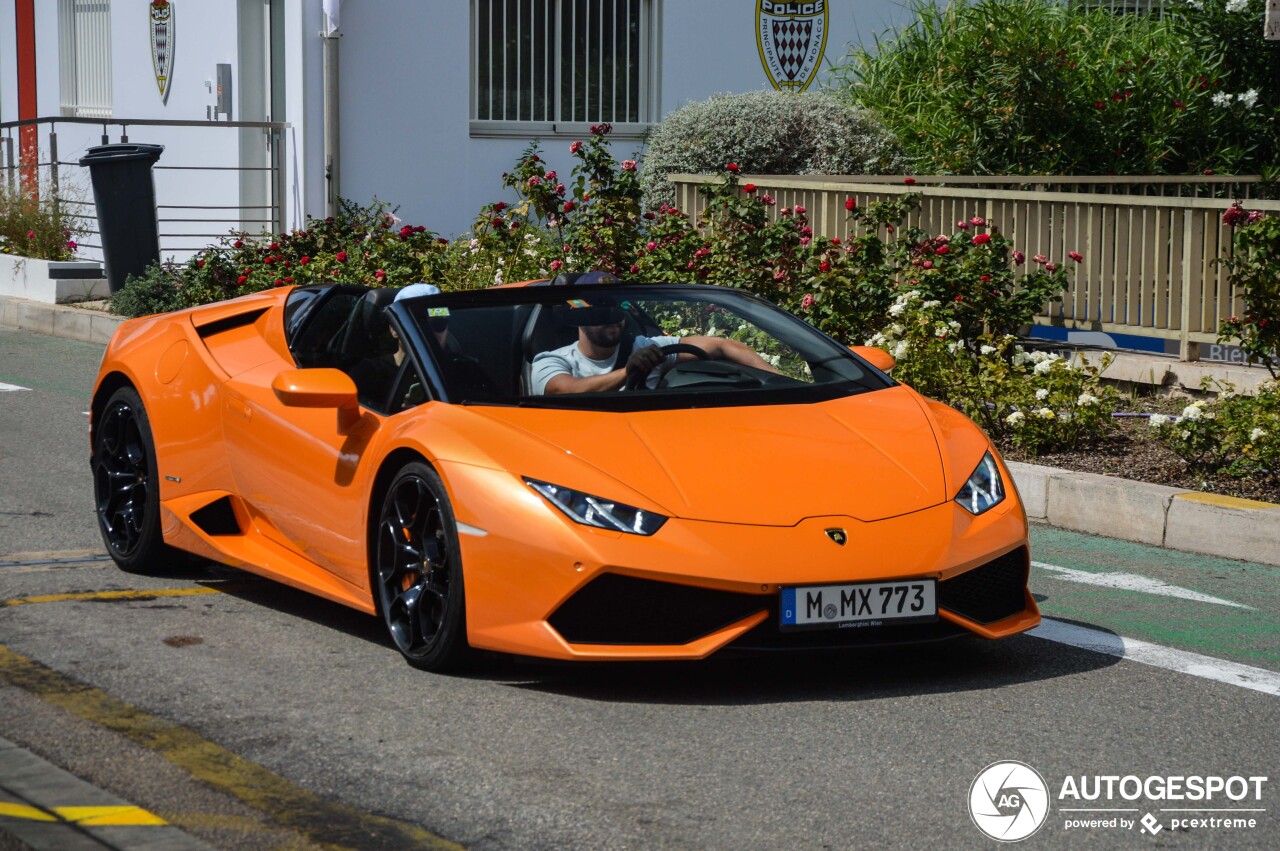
0;296;124;345
1008;461;1280;567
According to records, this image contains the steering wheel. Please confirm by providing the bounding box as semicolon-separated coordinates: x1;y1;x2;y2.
623;343;710;390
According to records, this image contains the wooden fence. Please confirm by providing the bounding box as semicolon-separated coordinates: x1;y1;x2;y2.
670;174;1280;360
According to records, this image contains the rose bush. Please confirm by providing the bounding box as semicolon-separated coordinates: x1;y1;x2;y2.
1218;204;1279;376
0;181;83;262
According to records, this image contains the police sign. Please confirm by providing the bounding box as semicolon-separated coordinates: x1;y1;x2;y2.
757;1;828;92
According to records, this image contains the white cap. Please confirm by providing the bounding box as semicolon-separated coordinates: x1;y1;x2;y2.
395;282;441;301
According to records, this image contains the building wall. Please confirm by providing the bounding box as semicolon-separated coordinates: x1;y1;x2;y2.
4;0;916;253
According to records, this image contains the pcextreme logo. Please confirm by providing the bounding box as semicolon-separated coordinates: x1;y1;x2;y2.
968;763;1270;842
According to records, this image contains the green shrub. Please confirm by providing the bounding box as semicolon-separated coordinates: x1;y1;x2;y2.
867;292;1120;454
110;263;188;318
0;182;84;261
831;0;1278;176
1149;379;1280;480
639;90;904;210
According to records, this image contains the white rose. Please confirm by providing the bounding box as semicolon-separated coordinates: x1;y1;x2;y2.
922;300;941;309
893;341;910;359
1006;411;1025;426
1250;428;1268;442
1034;360;1054;375
1077;393;1098;406
1035;388;1050;401
980;345;996;355
1149;414;1170;428
1180;404;1203;421
1037;407;1055;419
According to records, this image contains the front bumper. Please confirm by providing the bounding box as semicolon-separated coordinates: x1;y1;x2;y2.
442;462;1039;661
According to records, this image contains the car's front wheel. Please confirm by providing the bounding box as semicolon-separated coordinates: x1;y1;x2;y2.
93;386;171;574
373;462;471;671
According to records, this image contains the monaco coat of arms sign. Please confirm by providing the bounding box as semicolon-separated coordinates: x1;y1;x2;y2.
150;0;174;102
756;1;828;92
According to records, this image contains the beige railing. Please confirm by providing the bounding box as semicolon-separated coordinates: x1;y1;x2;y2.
670;174;1280;360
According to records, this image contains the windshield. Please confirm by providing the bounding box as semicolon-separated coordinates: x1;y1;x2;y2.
396;284;891;411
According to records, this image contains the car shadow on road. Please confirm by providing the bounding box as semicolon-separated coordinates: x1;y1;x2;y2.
496;628;1122;706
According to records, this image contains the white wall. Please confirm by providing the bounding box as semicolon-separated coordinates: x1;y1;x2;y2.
335;0;916;239
9;0;918;253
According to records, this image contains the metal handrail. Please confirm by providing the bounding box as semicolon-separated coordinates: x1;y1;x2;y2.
1;116;291;262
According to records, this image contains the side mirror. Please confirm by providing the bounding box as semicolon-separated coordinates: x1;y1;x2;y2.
849;345;896;373
272;368;359;408
273;369;362;433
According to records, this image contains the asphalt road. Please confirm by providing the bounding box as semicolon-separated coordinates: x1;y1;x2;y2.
1;327;1277;849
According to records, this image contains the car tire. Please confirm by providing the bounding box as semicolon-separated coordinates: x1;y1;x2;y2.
373;461;471;672
92;386;173;574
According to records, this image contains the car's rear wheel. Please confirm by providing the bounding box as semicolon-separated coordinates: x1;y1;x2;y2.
373;462;471;671
93;386;170;574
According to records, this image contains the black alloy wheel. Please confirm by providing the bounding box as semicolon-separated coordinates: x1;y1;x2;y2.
93;386;169;574
373;462;470;671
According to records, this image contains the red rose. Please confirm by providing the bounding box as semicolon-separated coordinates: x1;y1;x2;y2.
1094;101;1105;110
233;240;244;248
972;233;991;245
1069;251;1083;263
336;250;348;262
629;264;639;274
570;141;583;154
743;183;757;193
1013;250;1026;265
726;163;740;173
300;255;310;265
274;278;284;286
374;269;386;280
845;197;856;211
196;260;204;268
269;242;279;251
563;201;575;213
935;245;949;255
954;295;963;302
819;260;831;272
979;275;991;282
903;177;916;185
236;275;248;285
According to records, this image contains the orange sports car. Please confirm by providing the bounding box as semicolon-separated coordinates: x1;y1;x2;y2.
91;278;1039;671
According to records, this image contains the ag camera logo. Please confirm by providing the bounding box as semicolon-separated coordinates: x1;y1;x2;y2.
969;761;1050;842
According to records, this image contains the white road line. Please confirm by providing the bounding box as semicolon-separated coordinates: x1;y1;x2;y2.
1032;560;1252;610
0;382;31;392
1030;617;1280;697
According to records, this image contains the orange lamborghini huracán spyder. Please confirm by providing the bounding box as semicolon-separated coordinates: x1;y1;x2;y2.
90;278;1039;671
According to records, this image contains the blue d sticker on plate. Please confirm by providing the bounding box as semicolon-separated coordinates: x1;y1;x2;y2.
427;307;450;317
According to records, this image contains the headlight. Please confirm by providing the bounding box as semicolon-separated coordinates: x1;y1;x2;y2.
525;478;667;536
955;451;1005;515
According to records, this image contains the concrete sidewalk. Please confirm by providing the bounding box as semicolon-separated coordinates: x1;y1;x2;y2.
4;294;1278;568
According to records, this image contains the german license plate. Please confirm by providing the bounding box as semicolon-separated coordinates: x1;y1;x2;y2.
780;579;937;630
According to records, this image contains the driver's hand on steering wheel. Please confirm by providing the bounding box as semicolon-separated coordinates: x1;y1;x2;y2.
625;345;666;377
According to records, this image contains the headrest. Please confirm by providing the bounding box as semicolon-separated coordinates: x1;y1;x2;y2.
558;295;626;326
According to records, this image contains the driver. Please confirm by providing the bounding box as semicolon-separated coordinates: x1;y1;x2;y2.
531;298;777;395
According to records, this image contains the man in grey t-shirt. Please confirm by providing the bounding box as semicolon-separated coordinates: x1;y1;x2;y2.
531;300;778;395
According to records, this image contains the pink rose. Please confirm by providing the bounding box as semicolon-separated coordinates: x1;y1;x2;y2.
550;259;563;271
1013;250;1025;265
801;293;816;309
621;160;637;171
1068;251;1083;263
570;141;583;154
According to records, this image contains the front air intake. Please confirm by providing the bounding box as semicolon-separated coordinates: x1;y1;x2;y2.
548;573;766;645
938;547;1028;624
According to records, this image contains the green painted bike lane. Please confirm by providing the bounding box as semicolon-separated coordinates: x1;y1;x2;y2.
1029;525;1280;670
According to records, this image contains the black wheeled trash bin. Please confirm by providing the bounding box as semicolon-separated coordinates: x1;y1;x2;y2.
79;143;165;294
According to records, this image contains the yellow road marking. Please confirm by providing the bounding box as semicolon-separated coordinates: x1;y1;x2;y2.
54;805;167;826
1175;492;1279;510
0;803;56;822
0;645;461;850
3;587;221;607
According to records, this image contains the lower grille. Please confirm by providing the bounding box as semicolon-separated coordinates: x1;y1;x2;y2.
938;547;1028;624
548;573;766;646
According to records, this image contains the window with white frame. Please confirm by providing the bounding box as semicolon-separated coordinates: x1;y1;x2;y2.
58;0;113;118
471;0;659;136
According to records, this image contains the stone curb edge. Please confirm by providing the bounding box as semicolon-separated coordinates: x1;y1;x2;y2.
1;295;123;345
1008;461;1280;567
5;297;1277;568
